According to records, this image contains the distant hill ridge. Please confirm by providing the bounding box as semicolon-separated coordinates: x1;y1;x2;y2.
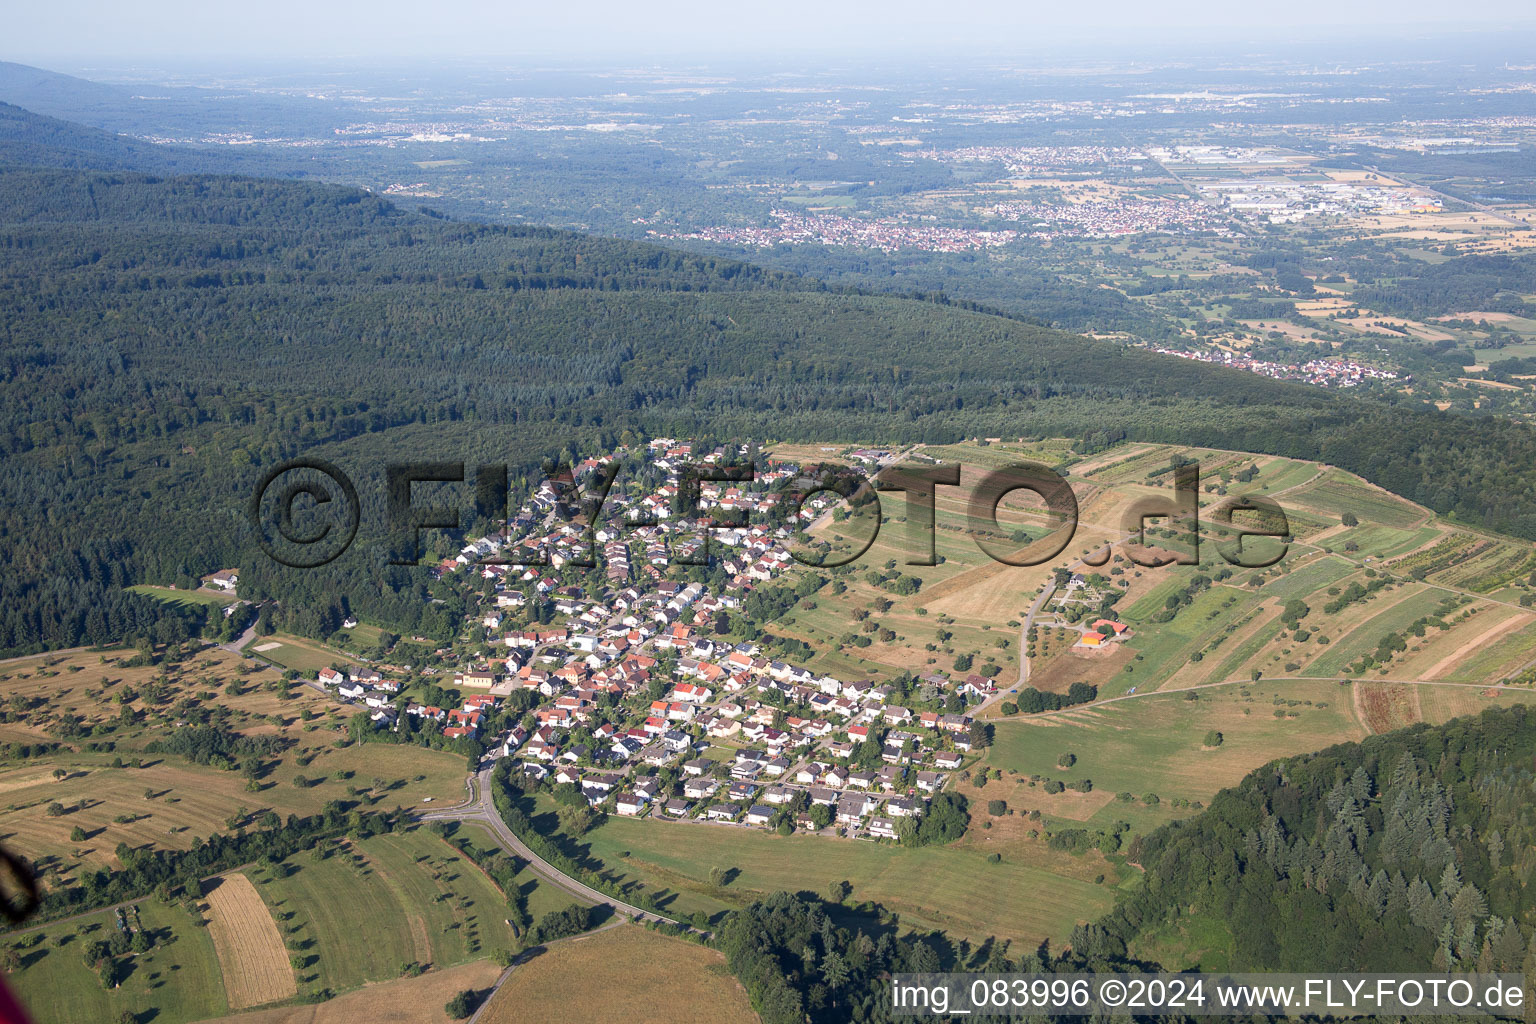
3;152;1536;653
0;98;306;177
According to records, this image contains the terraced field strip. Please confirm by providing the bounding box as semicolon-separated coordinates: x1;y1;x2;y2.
1176;603;1269;687
1124;574;1194;622
191;959;504;1024
1331;523;1442;560
1285;470;1428;528
1081;445;1189;484
1302;586;1458;677
1427;536;1536;593
1258;554;1357;602
1245;458;1323;496
205;873;297;1009
1421;607;1536;679
1070;443;1162;477
1204;602;1287;685
1442;616;1536;683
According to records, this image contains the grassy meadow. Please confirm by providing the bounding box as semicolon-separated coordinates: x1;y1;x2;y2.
479;924;758;1024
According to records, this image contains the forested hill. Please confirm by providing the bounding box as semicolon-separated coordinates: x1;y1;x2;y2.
1075;704;1536;976
0;101;303;178
0;101;203;173
4;164;1536;654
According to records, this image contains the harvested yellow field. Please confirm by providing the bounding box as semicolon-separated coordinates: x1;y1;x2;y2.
479;925;759;1024
1336;315;1455;342
194;959;503;1024
204;873;298;1010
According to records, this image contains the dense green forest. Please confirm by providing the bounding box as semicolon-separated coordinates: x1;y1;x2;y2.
0;99;313;179
8;142;1536;654
1352;254;1536;321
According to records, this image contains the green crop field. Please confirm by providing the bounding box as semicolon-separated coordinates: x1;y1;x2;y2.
1120;584;1248;689
1123;574;1196;623
1437;619;1536;683
1081;446;1189;485
1427;537;1536;592
252;828;516;996
1243;459;1322;496
924;440;1075;471
989;680;1364;813
570;812;1116;946
334;621;387;651
990;676;1536;837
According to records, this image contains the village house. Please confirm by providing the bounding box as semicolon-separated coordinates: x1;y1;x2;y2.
203;568;239;590
706;803;740;822
837;792;876;824
406;703;446;722
683;778;718;800
446;709;482;735
583;773;621;795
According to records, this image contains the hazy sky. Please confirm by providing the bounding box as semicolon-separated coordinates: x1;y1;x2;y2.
8;0;1536;62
